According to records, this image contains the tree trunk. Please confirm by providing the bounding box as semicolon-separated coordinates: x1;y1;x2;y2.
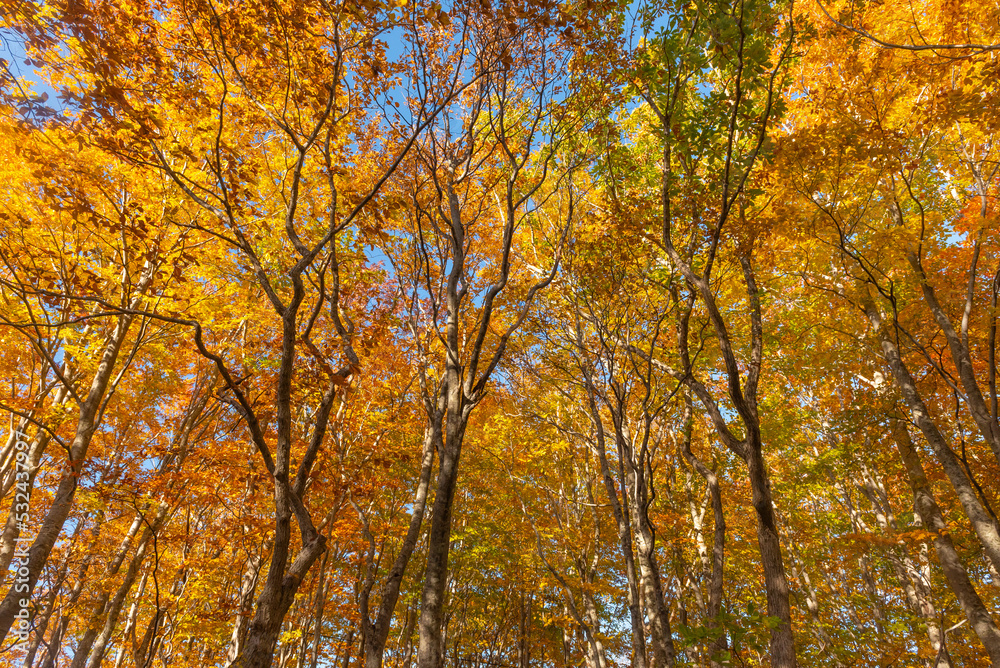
0;273;151;641
114;568;148;668
892;421;1000;665
624;448;675;668
858;469;951;666
681;421;727;668
867;303;1000;575
230;533;327;668
82;534;156;668
417;376;467;668
0;383;71;578
903;242;1000;466
22;533;73;668
745;438;796;667
363;421;436;668
667;258;797;667
228;549;266;666
582;371;647;668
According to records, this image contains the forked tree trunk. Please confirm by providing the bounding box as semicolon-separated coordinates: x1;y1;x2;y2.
230;531;327;667
667;257;797;668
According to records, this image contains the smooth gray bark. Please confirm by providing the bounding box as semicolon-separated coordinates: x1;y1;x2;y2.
892;421;1000;665
866;303;1000;575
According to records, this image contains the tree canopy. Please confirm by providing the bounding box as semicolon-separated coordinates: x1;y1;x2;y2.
1;0;999;666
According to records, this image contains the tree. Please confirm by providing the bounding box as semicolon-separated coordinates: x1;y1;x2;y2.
4;0;1000;664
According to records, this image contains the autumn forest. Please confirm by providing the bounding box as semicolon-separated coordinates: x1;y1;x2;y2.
0;0;998;666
